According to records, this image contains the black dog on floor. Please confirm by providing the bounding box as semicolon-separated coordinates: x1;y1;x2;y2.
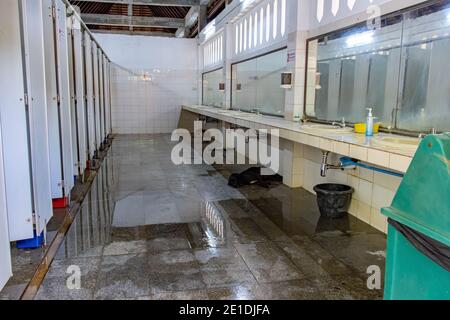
228;167;283;189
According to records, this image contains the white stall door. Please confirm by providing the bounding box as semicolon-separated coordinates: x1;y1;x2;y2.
93;43;101;153
42;0;64;199
22;0;54;234
72;19;87;174
84;36;96;160
54;0;75;193
0;0;34;241
0;122;12;290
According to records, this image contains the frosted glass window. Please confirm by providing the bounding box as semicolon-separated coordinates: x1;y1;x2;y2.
260;8;264;44
273;0;278;39
232;48;287;116
203;68;224;108
240;22;243;52
348;0;356;10
266;4;271;42
281;0;286;37
249;16;253;49
317;0;324;22
254;13;258;47
244;19;248;51
332;0;340;16
235;25;239;54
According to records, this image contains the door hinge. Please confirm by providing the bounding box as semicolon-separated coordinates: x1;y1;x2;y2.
24;93;29;106
51;5;56;19
57;95;61;103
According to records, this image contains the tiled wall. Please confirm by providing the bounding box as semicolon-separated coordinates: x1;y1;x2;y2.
111;66;197;134
96;34;198;134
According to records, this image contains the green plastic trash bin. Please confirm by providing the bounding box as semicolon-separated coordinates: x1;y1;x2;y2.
382;134;450;300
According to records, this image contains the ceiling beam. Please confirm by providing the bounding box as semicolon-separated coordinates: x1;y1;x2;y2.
81;13;184;28
92;29;175;37
175;0;213;37
72;0;200;6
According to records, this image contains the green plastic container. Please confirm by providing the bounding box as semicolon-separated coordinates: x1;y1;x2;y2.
382;134;450;300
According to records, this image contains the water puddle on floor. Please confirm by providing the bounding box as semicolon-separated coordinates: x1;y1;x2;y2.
34;135;386;300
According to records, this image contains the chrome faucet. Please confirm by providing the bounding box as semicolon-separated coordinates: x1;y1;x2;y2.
320;151;345;177
332;118;346;128
251;108;261;115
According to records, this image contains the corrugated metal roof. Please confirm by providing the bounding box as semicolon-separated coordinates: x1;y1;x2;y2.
69;0;227;37
70;1;189;18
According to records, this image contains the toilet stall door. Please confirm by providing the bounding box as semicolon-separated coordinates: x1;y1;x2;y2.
0;124;12;290
98;51;105;145
54;0;75;193
67;16;80;177
103;58;110;137
84;36;96;160
92;43;101;153
42;0;64;200
21;0;54;233
0;0;34;241
103;56;110;138
72;18;87;174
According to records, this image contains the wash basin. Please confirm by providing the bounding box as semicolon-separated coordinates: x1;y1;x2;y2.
301;124;353;134
372;137;420;151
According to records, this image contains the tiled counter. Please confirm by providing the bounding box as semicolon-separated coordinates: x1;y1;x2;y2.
183;105;418;173
182;105;422;234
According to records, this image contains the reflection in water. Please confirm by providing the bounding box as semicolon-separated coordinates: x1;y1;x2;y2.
39;135;386;300
205;202;225;238
55;156;115;260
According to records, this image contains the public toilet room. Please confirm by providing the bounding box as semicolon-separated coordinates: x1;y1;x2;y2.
0;0;449;305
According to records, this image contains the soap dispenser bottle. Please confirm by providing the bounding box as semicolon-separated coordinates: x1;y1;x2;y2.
366;108;374;137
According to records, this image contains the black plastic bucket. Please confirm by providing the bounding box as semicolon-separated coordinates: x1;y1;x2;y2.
313;184;354;219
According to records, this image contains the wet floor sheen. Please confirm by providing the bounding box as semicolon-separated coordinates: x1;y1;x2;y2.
35;134;386;300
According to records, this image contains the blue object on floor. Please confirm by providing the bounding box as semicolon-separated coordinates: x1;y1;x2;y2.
16;230;44;249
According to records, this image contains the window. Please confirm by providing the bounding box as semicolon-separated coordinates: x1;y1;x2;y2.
281;0;286;36
202;68;224;108
306;0;450;134
231;48;287;117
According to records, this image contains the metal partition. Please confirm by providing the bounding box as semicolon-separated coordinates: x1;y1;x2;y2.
104;59;111;137
68;15;87;176
54;0;74;193
84;35;96;159
0;0;34;241
22;0;53;234
72;19;87;174
67;16;79;176
42;0;64;200
0;0;111;246
98;50;105;145
92;42;101;153
0;123;12;289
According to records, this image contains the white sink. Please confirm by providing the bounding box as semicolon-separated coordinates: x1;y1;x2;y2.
301;124;354;134
372;137;420;151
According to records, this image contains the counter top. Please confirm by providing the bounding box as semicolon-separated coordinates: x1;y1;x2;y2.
182;105;421;173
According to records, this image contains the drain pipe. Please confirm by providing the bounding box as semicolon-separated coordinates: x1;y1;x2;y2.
340;157;404;178
320;151;349;177
320;152;405;178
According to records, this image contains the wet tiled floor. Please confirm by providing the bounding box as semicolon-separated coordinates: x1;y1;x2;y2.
33;134;386;300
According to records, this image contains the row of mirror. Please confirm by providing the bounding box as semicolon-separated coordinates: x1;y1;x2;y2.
201;0;450;134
